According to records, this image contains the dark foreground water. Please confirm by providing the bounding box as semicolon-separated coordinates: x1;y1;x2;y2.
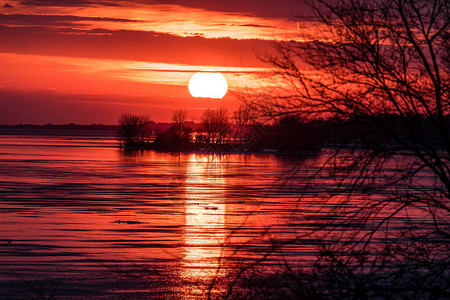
1;134;324;299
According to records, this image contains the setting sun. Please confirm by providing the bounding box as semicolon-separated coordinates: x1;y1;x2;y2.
188;72;228;99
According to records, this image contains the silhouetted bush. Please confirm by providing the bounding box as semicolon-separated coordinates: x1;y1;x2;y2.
118;113;151;148
153;124;193;150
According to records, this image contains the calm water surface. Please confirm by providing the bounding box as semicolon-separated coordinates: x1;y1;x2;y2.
1;134;323;299
2;134;434;299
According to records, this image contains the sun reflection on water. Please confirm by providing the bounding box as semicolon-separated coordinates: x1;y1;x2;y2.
181;154;228;297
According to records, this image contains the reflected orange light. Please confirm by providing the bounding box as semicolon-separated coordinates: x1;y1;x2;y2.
181;154;227;296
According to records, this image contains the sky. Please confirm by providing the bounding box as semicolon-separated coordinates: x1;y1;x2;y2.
0;0;310;124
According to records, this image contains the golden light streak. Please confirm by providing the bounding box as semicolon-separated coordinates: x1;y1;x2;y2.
181;154;227;297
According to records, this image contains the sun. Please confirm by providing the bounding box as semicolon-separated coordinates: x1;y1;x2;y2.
188;72;228;99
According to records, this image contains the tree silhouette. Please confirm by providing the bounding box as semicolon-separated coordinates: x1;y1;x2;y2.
201;108;229;144
171;109;189;142
243;0;450;297
118;113;150;148
172;109;187;132
232;104;256;143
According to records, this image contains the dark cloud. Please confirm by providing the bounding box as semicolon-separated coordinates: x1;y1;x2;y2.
0;13;138;27
18;0;120;7
145;0;310;19
3;3;13;8
241;23;276;28
17;0;310;19
0;25;274;67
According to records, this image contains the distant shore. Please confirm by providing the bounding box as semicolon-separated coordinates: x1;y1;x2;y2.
0;125;117;137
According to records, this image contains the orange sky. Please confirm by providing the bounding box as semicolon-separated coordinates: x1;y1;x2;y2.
0;0;312;124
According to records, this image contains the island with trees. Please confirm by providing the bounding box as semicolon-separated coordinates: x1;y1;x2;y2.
117;106;326;153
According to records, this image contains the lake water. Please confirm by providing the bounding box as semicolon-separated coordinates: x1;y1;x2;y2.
0;134;325;299
0;134;438;299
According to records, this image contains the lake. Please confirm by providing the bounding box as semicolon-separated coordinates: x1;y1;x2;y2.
0;133;439;299
0;134;326;299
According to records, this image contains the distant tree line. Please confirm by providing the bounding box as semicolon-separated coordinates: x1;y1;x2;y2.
118;106;450;153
